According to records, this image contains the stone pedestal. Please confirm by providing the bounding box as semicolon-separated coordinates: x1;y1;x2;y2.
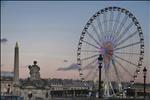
13;84;21;96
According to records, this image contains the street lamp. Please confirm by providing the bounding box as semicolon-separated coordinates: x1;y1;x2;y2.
45;91;49;99
143;67;147;99
98;54;103;98
28;91;32;100
7;84;10;95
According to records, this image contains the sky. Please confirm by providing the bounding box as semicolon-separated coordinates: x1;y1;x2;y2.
1;1;150;83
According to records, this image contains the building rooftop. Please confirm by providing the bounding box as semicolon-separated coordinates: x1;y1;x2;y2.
1;71;14;77
1;71;14;81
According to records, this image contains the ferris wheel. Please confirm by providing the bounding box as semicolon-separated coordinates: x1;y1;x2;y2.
77;6;144;97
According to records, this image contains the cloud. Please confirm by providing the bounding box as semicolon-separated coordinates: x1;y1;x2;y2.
1;38;8;43
21;65;29;68
57;63;80;71
82;65;96;70
63;60;68;62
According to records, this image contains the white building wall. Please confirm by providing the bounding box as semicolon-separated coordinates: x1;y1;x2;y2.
20;88;51;100
1;80;13;95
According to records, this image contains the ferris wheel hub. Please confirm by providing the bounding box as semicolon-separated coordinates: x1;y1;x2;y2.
102;41;114;65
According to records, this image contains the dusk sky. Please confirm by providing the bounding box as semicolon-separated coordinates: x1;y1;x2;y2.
1;1;150;83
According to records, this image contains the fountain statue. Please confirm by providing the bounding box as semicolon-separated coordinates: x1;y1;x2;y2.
28;61;40;81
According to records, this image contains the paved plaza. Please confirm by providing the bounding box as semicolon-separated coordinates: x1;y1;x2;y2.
49;97;147;100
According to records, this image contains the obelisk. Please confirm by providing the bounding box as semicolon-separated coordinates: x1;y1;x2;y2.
14;42;19;85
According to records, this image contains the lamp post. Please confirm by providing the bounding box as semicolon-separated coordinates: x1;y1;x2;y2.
28;91;32;100
7;84;10;95
98;54;103;98
45;91;49;100
143;67;147;99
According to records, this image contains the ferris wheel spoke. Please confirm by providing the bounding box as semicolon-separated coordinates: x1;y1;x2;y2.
86;31;101;46
91;23;102;44
114;54;139;68
111;58;123;92
115;30;138;48
116;15;128;36
85;64;98;80
114;41;141;51
82;58;97;70
113;57;133;77
97;16;104;41
85;68;95;80
81;50;99;53
109;10;114;34
103;12;108;34
109;13;115;41
111;58;122;83
103;62;112;89
91;68;99;80
112;12;121;35
82;40;100;49
114;51;140;55
81;54;99;61
115;22;134;44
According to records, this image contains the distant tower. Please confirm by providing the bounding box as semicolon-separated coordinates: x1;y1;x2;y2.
14;42;19;85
